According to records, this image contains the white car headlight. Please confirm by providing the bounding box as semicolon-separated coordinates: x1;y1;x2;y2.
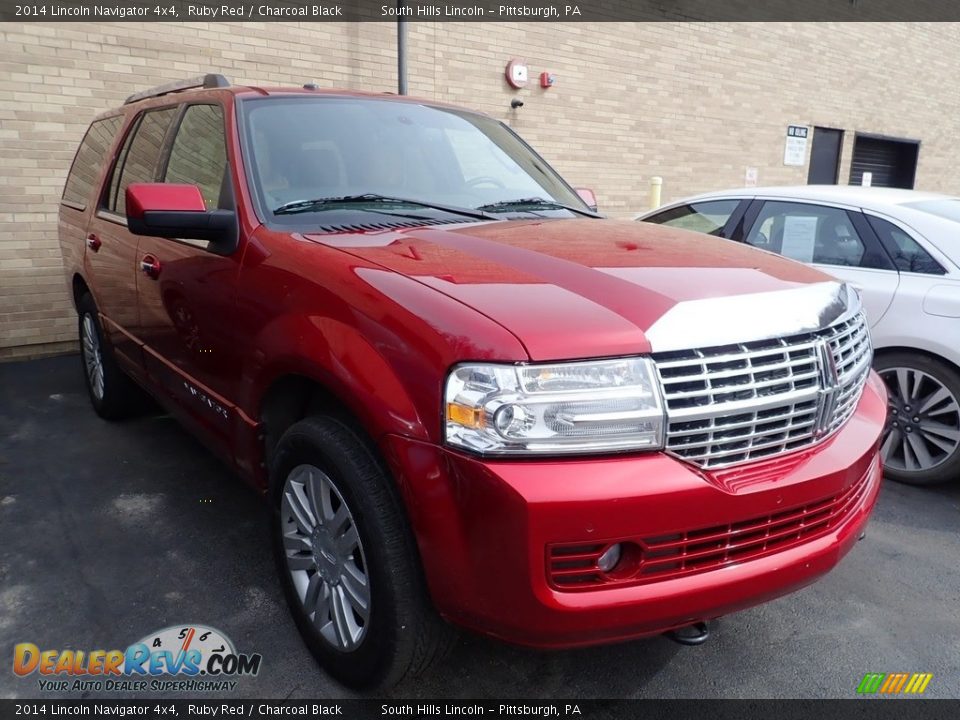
444;357;665;455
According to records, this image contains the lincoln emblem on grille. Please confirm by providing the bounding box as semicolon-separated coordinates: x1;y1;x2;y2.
814;339;842;438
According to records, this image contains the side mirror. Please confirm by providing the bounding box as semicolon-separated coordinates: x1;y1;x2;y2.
575;187;598;212
125;183;238;256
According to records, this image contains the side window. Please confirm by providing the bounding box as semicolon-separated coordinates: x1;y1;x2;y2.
62;116;122;208
104;107;178;215
645;200;740;237
865;215;945;275
164;105;229;209
745;201;884;269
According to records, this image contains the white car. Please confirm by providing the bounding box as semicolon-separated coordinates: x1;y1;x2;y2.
640;186;960;486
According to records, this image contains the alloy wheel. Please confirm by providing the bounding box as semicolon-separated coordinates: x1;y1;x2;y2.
81;313;105;401
879;366;960;474
280;464;370;651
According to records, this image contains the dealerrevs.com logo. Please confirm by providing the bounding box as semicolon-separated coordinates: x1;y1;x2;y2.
13;624;262;693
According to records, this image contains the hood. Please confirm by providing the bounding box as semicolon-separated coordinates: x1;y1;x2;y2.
303;218;843;360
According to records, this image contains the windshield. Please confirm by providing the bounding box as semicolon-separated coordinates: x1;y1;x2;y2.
240;96;587;223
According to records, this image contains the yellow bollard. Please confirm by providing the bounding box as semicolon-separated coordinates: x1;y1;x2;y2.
649;176;663;210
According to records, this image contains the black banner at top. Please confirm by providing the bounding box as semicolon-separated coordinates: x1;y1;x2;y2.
0;700;958;720
4;0;960;22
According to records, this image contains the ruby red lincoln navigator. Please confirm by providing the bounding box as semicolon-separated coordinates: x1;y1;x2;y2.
59;74;886;689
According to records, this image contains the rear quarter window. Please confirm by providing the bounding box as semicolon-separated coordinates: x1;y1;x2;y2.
865;215;946;275
62;116;122;209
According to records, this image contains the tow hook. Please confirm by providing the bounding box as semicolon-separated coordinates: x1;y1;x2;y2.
665;621;710;646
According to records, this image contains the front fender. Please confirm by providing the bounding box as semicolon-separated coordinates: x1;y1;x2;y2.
247;313;428;444
233;229;529;487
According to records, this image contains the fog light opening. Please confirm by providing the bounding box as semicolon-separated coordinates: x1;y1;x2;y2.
597;543;622;573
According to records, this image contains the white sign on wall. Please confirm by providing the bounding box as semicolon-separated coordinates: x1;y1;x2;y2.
783;125;809;166
745;166;758;187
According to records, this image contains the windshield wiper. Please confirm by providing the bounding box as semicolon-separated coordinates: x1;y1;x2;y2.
273;193;497;221
475;197;601;218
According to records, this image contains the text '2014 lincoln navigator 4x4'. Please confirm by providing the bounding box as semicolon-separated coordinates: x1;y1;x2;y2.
59;74;886;689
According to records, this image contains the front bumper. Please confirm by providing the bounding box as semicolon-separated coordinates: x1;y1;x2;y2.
380;372;886;648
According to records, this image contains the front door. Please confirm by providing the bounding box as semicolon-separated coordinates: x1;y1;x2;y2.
740;200;900;327
133;103;244;453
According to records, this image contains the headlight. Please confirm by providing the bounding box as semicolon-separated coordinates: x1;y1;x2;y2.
444;357;665;455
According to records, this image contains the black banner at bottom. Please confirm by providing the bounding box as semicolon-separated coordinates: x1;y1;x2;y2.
0;700;958;720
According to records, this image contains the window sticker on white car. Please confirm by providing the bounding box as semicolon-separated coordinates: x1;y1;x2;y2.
781;215;819;263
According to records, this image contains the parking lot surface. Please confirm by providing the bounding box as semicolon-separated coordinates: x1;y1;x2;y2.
1;354;958;700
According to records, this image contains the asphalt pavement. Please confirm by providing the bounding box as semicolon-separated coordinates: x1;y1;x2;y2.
1;355;958;700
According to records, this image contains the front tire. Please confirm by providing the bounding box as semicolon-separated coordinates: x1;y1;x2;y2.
270;416;454;690
77;293;142;420
875;352;960;486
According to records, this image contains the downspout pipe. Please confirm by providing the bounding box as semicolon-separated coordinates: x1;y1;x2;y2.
397;5;408;95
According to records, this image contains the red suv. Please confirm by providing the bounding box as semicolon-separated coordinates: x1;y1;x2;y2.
59;74;886;689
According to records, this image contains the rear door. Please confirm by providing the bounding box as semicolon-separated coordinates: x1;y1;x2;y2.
85;107;179;377
59;114;123;313
738;199;899;326
132;102;244;453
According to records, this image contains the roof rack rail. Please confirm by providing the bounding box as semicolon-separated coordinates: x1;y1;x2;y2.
124;74;230;105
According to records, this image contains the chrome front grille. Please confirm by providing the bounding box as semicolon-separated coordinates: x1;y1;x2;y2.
653;313;872;469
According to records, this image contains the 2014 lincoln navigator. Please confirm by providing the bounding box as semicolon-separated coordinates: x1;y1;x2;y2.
58;74;886;689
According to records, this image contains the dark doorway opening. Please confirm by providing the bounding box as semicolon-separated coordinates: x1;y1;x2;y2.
807;127;844;184
849;134;919;189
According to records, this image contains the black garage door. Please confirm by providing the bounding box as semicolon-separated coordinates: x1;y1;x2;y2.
849;134;919;188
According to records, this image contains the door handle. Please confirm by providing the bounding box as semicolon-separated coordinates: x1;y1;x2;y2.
140;254;161;279
86;233;101;252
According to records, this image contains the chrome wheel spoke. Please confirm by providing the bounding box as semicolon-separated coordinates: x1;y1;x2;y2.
283;530;311;553
918;386;953;415
303;573;323;612
317;475;337;524
919;420;960;444
895;369;913;404
340;572;370;622
312;585;332;630
336;525;360;555
285;553;315;572
329;504;350;536
906;432;933;469
919;427;956;455
331;585;362;648
330;586;349;646
283;486;315;535
880;427;902;461
342;557;367;586
304;469;326;526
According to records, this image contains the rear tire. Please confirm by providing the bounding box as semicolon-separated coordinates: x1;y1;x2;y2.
270;415;455;690
77;293;143;420
875;352;960;486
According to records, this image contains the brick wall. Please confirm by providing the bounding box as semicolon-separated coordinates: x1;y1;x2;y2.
2;21;959;358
